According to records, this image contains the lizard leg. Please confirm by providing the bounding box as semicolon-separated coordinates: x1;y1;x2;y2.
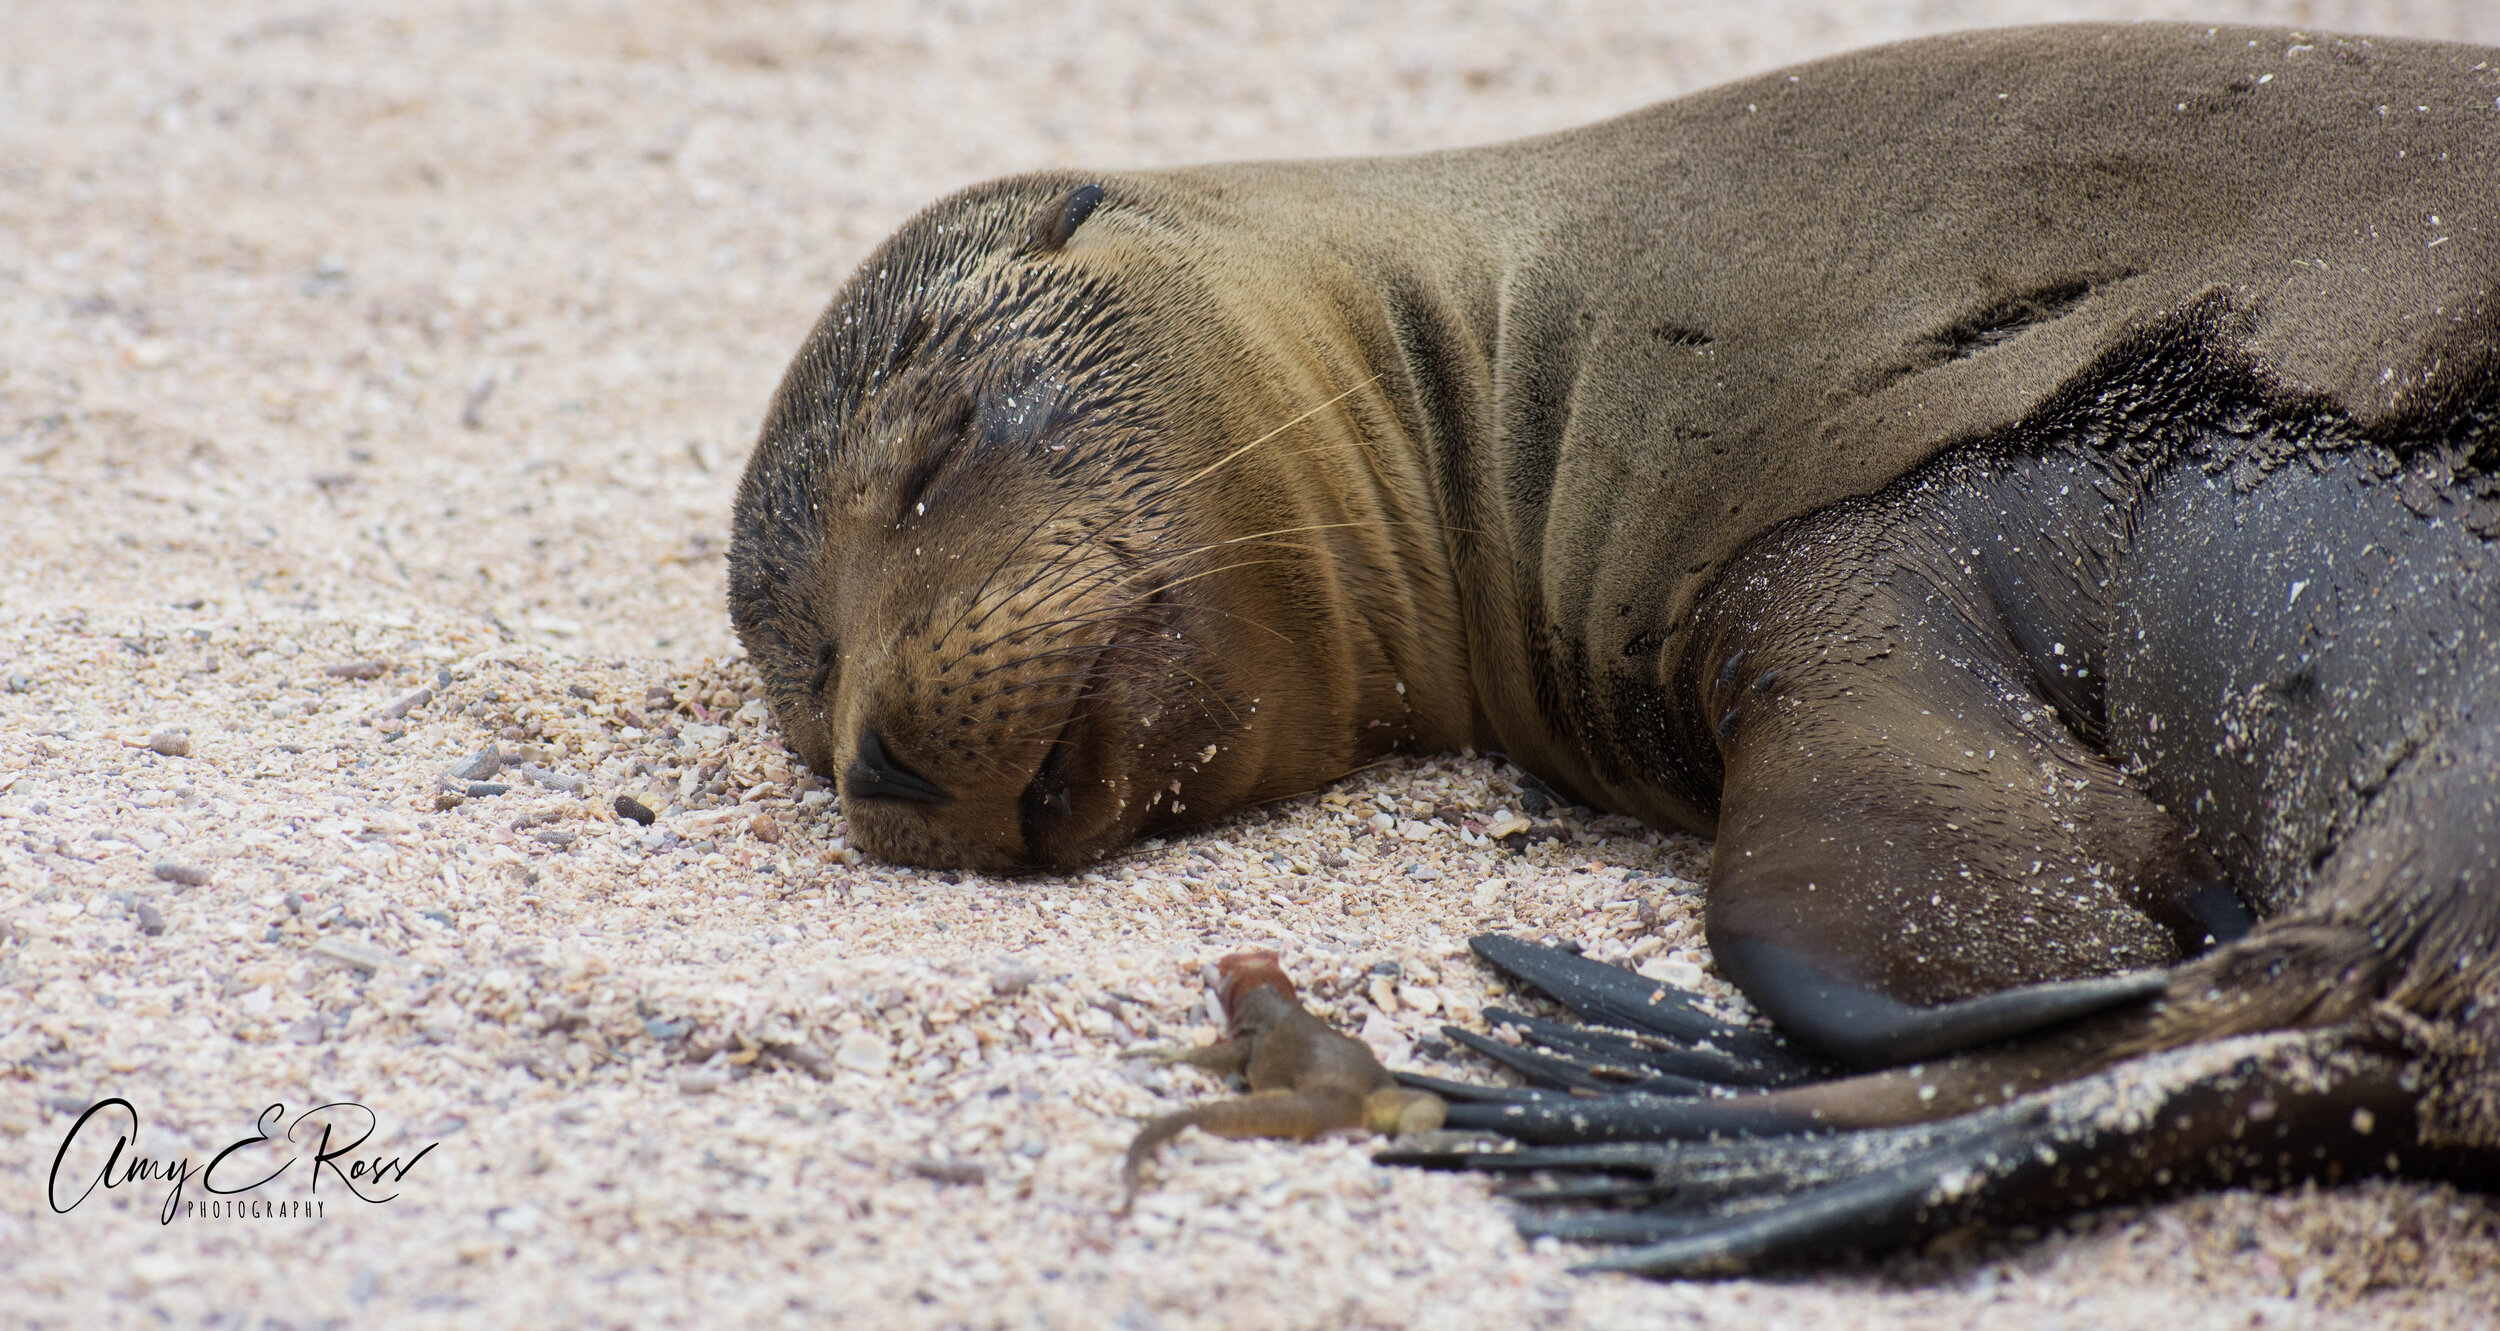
1143;1037;1252;1079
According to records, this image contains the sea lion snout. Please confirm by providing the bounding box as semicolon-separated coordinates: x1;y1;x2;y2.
810;569;1192;872
842;728;952;804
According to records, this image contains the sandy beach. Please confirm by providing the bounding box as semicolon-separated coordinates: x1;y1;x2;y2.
4;1;2498;1326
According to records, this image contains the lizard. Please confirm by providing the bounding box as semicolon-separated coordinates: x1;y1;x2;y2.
1120;950;1445;1211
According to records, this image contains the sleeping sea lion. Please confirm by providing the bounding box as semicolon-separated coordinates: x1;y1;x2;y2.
727;23;2500;1272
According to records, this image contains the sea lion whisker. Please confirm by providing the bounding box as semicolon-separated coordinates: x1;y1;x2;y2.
937;598;1172;667
985;692;1111;727
984;693;1155;745
953;539;1100;638
958;616;1168;669
990;644;1236;732
1004;520;1483;628
992;552;1156;615
1129;516;1487;560
1148;600;1294;644
970;562;1224;642
1128;558;1298;601
988;478;1387;620
960;601;1130;645
954;546;1202;647
959;527;1165;636
1167;375;1382;493
1176;520;1376;550
959;554;1296;649
1043;445;1416;580
1104;537;1330;573
974;656;1136;692
1011;468;1170;558
951;621;1117;666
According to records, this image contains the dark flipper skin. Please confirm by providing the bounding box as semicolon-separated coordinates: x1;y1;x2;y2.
1388;368;2500;1271
1707;943;2172;1068
1466;934;1818;1071
1396;1025;2500;1276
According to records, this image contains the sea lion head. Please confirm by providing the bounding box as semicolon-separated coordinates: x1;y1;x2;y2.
729;178;1426;871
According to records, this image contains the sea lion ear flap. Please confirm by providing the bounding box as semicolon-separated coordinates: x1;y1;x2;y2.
1021;183;1105;255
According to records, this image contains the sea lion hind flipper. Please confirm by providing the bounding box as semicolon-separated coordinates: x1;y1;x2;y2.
1478;1005;1821;1087
1459;939;2160;1088
1374;1141;1675;1175
1466;935;1815;1070
1434;1087;1829;1142
1399;1028;2439;1276
1387;1069;1560;1106
1437;1024;1717;1097
1382;1125;1989;1228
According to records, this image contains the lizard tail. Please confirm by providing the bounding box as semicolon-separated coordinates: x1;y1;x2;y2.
1120;1090;1369;1212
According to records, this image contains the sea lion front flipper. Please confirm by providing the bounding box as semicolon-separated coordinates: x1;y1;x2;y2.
1687;484;2245;1066
1465;932;2156;1082
1706;939;2170;1067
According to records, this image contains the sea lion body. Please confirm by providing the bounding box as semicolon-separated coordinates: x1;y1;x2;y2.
729;23;2500;1266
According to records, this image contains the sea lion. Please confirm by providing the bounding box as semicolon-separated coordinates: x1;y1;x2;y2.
728;23;2500;1270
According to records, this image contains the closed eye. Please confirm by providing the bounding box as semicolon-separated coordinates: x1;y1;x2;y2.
807;639;839;696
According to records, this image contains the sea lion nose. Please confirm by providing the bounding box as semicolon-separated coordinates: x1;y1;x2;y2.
844;729;953;805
